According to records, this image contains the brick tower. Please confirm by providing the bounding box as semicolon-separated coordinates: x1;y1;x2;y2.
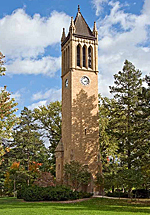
55;6;99;193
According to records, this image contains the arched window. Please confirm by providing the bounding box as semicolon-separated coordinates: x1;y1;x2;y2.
77;44;80;67
83;45;86;67
88;46;92;68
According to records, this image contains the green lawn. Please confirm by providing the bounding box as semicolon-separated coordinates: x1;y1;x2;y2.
0;197;150;215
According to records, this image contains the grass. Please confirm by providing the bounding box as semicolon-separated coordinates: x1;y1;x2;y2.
0;197;150;215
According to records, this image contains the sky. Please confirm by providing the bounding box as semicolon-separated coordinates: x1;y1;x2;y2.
0;0;150;114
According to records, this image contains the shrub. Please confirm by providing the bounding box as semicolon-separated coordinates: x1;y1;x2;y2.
106;191;128;198
17;186;27;199
34;172;55;187
17;185;93;201
132;189;150;198
64;161;91;191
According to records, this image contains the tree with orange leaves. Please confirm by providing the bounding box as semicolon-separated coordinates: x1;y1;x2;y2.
0;52;18;195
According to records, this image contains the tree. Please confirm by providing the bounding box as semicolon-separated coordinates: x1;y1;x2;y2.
0;52;17;139
64;161;91;191
109;60;143;195
98;94;120;193
33;101;61;174
109;60;143;170
134;75;150;189
0;87;18;139
10;107;49;186
0;52;18;195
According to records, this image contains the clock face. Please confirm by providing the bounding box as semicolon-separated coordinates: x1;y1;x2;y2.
81;76;90;85
65;79;68;87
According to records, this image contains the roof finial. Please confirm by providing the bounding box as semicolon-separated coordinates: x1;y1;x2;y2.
69;17;75;34
93;22;97;31
70;17;75;27
93;21;98;39
61;28;66;42
78;5;80;12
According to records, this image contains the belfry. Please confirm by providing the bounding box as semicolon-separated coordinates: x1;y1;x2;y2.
55;6;99;193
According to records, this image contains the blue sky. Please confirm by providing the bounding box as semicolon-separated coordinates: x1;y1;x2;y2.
0;0;150;113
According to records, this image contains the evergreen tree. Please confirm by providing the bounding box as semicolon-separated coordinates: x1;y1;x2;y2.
98;94;119;192
109;60;143;170
134;75;150;189
10;107;48;185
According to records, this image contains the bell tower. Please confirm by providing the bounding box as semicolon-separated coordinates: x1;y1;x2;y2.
55;6;99;192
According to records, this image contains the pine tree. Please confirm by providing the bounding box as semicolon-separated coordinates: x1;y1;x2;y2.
134;75;150;189
98;94;119;192
109;60;143;171
10;107;48;185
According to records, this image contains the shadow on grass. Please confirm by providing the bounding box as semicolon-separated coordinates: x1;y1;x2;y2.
0;197;150;214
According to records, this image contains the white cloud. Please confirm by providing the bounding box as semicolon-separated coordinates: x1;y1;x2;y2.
0;9;70;58
29;88;61;110
6;56;61;76
93;0;150;97
28;100;47;110
32;88;61;101
0;9;70;76
142;0;150;15
92;0;108;16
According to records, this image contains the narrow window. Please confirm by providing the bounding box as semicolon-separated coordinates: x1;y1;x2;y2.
58;164;60;170
64;50;66;71
83;46;86;67
85;128;87;135
68;46;70;68
88;46;92;68
77;45;80;67
66;48;68;69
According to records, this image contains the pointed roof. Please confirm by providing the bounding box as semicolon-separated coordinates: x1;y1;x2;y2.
61;7;96;46
74;10;95;39
55;139;64;152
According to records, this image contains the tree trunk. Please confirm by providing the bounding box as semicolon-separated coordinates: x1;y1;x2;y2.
112;185;114;193
13;178;16;197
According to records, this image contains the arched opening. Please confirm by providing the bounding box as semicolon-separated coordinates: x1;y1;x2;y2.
83;45;86;67
77;44;80;67
88;46;92;69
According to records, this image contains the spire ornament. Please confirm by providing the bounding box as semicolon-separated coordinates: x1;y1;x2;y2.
93;21;98;39
61;28;66;43
69;17;75;34
78;5;80;12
